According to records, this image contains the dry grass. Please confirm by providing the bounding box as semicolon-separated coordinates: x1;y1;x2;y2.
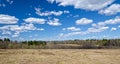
0;49;120;64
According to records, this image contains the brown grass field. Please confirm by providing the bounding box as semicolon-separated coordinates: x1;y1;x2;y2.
0;49;120;64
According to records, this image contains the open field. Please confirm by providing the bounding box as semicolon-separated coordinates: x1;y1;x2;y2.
0;49;120;64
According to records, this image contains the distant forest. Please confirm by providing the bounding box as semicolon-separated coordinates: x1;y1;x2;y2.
0;38;120;49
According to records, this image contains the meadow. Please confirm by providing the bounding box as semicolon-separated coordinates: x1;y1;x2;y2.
0;49;120;64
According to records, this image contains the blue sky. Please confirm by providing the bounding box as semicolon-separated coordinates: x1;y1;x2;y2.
0;0;120;41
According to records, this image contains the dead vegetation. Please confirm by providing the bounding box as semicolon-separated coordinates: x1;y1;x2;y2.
0;49;120;64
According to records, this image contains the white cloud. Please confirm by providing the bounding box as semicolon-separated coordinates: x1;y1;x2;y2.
35;8;69;16
59;33;64;37
61;21;109;37
0;25;10;30
92;22;106;29
92;16;120;27
73;15;79;18
111;27;117;31
19;23;37;31
47;18;62;26
105;16;120;24
59;16;120;37
87;26;109;33
99;4;120;15
62;32;83;37
63;10;70;13
24;17;46;24
2;30;11;35
47;0;55;3
36;28;44;31
63;27;80;31
10;25;24;31
60;18;115;37
47;0;114;11
76;18;93;25
0;23;44;37
0;14;19;24
60;26;109;37
12;34;19;37
97;22;106;27
0;24;36;32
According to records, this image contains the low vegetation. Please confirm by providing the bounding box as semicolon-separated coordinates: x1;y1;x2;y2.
0;38;120;49
0;49;120;64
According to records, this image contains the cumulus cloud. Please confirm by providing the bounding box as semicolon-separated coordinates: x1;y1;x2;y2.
47;0;114;11
63;10;70;13
0;24;36;33
87;26;109;33
60;21;109;37
0;36;9;39
61;26;109;37
60;17;118;37
104;16;120;24
47;18;62;26
24;17;46;24
60;16;120;37
111;27;117;31
0;14;19;24
12;34;19;38
76;18;93;25
61;32;83;37
35;8;69;16
0;23;44;37
2;30;11;35
99;4;120;15
36;28;44;31
73;15;79;18
89;16;120;32
47;0;55;3
92;22;106;28
92;16;120;27
62;26;80;31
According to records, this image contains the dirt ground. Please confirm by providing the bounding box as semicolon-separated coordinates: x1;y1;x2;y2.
0;49;120;64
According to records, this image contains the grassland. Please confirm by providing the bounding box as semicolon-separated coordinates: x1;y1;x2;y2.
0;49;120;64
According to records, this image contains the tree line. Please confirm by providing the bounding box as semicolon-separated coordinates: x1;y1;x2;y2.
0;38;120;49
0;38;47;49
